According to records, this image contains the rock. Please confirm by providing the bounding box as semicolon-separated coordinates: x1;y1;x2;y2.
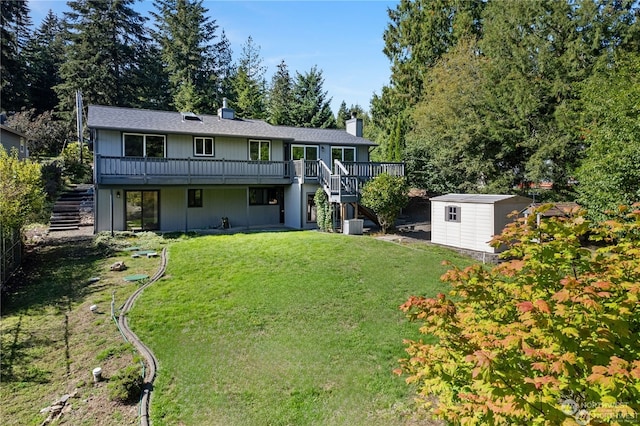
109;261;126;271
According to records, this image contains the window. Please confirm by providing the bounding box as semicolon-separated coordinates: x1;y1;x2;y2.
331;146;356;163
249;139;270;161
307;193;317;222
291;145;318;161
446;206;460;222
188;189;203;208
123;133;166;157
194;137;214;156
249;187;279;205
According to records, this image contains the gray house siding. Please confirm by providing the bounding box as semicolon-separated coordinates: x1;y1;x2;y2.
89;105;403;234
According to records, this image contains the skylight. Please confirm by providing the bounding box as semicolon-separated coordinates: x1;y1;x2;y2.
181;112;201;122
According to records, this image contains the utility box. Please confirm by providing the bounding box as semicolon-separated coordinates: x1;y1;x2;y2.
343;219;364;235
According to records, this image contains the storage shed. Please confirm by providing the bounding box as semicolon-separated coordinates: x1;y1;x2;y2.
430;194;532;253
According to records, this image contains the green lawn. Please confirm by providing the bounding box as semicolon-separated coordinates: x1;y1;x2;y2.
129;231;471;425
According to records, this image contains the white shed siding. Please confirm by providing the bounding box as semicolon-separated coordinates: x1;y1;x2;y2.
431;194;531;253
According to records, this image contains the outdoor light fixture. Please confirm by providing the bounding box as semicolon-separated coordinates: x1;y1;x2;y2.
116;191;121;199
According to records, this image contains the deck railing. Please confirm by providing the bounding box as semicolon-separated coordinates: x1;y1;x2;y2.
341;161;405;180
96;155;292;182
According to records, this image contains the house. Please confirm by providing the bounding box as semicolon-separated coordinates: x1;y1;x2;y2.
87;104;404;234
430;194;531;253
0;123;28;159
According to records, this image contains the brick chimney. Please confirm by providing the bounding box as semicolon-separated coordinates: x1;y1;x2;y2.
345;111;362;137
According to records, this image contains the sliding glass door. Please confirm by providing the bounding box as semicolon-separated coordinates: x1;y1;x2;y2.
125;190;159;231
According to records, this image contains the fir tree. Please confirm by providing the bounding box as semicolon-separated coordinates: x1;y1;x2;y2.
152;0;219;113
1;0;32;112
231;36;267;119
267;60;293;125
24;10;64;113
56;0;148;115
291;66;336;128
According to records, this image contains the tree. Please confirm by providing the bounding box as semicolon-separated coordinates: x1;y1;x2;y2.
267;60;293;125
575;52;640;221
478;0;640;196
152;0;219;113
0;146;45;230
407;38;498;193
5;109;70;159
291;66;336;128
335;101;350;129
56;0;148;114
23;10;64;113
371;0;485;159
360;173;409;233
397;205;640;424
231;36;267;119
1;0;32;113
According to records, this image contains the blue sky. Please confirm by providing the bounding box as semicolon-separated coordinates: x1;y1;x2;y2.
29;0;398;115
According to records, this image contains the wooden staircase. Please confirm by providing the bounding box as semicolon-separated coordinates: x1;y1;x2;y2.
48;185;94;232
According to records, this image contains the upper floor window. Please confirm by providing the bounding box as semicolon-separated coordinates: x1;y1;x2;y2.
123;133;166;158
194;137;214;156
331;146;355;163
249;139;270;161
292;145;318;161
446;206;460;222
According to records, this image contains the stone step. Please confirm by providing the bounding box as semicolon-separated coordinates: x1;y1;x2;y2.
48;226;80;231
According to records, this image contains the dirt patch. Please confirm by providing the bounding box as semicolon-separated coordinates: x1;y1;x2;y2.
2;227;150;425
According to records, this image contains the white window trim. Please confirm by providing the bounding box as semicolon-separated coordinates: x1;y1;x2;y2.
249;139;271;161
122;133;167;157
194;137;215;157
331;146;356;162
291;144;319;160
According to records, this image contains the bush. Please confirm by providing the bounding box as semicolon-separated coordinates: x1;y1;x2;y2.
40;160;64;200
360;173;409;233
107;365;144;403
314;188;333;232
397;205;640;425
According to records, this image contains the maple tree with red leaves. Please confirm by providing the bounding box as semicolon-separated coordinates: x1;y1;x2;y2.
397;204;640;425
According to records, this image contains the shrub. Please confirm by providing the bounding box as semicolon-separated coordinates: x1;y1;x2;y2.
360;173;409;233
397;205;640;425
107;365;144;403
314;187;333;232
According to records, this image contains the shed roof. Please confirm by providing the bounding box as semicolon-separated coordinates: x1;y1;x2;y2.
430;193;531;204
87;105;376;147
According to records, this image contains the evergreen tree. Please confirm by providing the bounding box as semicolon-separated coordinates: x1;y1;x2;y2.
1;0;32;112
267;60;293;125
478;0;639;194
231;36;267;119
56;0;148;115
210;30;235;109
291;66;336;128
371;0;485;151
575;52;640;221
335;101;350;129
133;43;171;110
152;0;219;113
24;10;64;114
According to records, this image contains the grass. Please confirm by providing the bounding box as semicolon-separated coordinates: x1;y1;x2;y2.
129;231;472;425
0;232;167;425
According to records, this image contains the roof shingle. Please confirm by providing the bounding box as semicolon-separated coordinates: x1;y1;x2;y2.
87;105;376;147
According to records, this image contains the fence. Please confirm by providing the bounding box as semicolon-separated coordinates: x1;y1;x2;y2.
0;223;22;289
